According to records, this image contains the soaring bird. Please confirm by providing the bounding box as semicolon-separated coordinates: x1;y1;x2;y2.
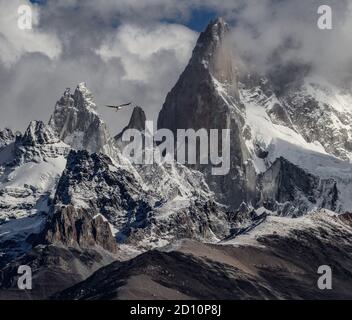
105;102;132;111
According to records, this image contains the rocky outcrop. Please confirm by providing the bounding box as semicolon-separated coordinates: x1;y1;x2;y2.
12;120;69;165
0;205;118;300
2;16;352;301
0;128;16;150
0;121;69;224
240;64;352;162
19;121;59;147
42;206;118;253
115;106;147;141
257;157;339;216
281;86;352;161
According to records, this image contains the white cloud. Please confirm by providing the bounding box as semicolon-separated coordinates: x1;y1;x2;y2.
97;23;197;81
225;0;352;85
0;0;62;65
1;0;352;133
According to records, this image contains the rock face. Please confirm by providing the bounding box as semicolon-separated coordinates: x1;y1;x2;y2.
53;150;230;248
258;158;339;216
157;17;352;214
41;206;118;253
158;18;256;210
115;106;147;141
20;121;58;147
0;128;15;150
115;106;146;149
13;121;68;165
53;150;151;229
49;83;110;153
240;72;352;162
278;82;352;161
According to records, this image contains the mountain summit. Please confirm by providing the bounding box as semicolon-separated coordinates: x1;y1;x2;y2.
49;83;110;153
192;17;238;92
158;17;255;209
114;106;146;149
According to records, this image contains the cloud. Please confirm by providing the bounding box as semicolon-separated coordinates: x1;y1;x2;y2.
0;0;61;65
97;23;197;81
224;0;352;86
0;0;198;133
0;0;352;134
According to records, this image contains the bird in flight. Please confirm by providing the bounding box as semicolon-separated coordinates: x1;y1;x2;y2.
105;102;132;111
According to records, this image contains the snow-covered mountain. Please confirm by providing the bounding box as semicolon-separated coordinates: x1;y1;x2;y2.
49;83;110;154
0;80;231;270
1;17;352;300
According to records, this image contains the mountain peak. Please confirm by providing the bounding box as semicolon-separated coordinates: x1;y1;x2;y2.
20;120;59;146
73;82;97;114
158;17;250;210
49;84;109;153
194;17;229;52
0;128;16;149
205;17;228;38
190;16;236;89
114;106;146;148
125;106;146;132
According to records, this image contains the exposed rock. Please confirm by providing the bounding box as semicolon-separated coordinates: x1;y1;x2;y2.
2;17;352;301
49;84;110;154
53;150;230;248
114;106;146;150
257;157;339;216
281;86;352;160
241;67;352;161
41;206;118;253
157;17;256;210
0;121;69;224
19;121;59;147
114;106;147;163
0;128;16;150
13;120;69;165
53;150;151;229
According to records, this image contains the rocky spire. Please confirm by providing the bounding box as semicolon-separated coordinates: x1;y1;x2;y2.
190;17;237;88
114;106;146;149
116;106;146;136
49;83;110;154
157;18;255;210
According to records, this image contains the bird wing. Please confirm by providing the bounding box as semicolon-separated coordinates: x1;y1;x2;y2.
105;105;119;109
118;102;132;108
105;102;132;109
